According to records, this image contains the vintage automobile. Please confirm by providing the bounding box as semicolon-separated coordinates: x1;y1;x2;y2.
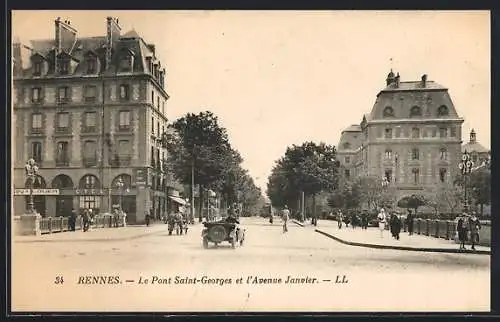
202;219;245;249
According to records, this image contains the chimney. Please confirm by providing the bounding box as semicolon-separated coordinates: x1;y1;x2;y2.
106;17;122;70
55;17;77;52
395;72;400;88
421;74;427;87
13;42;22;77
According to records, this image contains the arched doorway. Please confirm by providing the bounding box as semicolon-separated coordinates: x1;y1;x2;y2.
52;174;74;217
78;174;102;213
111;174;136;221
25;175;47;216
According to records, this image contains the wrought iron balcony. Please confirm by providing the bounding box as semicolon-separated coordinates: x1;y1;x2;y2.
83;157;98;167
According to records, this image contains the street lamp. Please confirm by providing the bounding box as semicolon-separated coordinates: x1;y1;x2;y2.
24;158;39;214
458;151;474;212
115;177;129;211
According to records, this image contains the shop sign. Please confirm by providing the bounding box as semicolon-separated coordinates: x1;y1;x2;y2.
75;188;104;195
14;188;60;196
134;168;148;186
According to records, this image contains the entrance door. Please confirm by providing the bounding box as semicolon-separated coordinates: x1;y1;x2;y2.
56;196;73;217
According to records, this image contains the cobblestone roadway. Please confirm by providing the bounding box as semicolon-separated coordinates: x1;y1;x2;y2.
12;217;490;312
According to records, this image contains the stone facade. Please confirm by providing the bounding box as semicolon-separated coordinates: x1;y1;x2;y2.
338;71;465;204
12;17;172;223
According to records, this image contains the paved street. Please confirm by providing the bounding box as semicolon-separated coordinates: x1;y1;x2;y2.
12;217;490;312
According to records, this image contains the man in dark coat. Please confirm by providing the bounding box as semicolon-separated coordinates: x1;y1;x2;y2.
390;213;402;240
457;214;469;250
468;213;481;250
70;208;77;231
407;210;414;236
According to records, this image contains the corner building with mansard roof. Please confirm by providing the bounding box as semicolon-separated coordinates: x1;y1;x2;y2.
12;17;181;223
337;71;464;205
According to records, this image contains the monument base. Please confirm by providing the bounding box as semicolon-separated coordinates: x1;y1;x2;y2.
19;213;42;236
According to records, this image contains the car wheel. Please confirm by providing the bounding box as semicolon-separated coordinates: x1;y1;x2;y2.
203;238;209;249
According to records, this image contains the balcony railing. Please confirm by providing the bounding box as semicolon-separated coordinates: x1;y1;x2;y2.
83;157;98;167
55;158;70;167
109;155;132;167
57;97;71;105
29;128;44;135
81;126;97;133
84;96;97;103
55;127;71;133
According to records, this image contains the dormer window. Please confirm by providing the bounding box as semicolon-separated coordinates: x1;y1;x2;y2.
33;62;42;76
119;49;135;72
437;105;449;117
383;106;394;117
87;58;97;74
410;106;422;118
59;58;69;75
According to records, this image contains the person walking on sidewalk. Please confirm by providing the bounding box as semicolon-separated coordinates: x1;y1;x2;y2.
70;208;77;231
82;209;90;232
407;209;415;236
337;210;343;229
377;208;387;238
282;205;290;233
390;213;402;240
468;213;481;251
361;210;368;230
457;214;468;250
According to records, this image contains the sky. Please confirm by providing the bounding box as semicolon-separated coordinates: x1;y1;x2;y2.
12;10;491;193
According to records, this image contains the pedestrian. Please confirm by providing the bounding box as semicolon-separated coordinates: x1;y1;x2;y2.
468;212;481;251
145;210;151;227
269;206;274;224
282;205;290;233
337;210;343;229
361;210;368;230
390;213;402;240
457;213;468;250
70;208;77;231
82;209;89;232
377;208;387;238
407;209;414;236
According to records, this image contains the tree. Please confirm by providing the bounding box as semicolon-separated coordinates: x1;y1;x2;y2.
356;176;383;211
470;168;491;216
166;111;234;221
267;142;340;219
397;194;427;214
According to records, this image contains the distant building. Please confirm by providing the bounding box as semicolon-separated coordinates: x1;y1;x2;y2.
462;129;490;170
338;70;465;205
12;17;181;223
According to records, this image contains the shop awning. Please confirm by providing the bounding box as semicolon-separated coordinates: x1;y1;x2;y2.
168;195;187;205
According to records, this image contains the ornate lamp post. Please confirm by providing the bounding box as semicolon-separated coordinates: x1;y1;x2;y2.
458;151;474;212
24;158;39;214
115;177;129;211
381;176;389;210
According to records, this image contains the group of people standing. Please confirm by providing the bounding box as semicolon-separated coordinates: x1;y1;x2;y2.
457;212;481;250
336;210;369;230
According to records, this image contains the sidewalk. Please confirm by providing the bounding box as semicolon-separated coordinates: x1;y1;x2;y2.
13;223;177;243
293;220;491;255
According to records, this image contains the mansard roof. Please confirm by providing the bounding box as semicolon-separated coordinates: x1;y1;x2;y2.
368;78;461;121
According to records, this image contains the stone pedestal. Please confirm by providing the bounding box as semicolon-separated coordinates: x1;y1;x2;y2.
19;213;42;236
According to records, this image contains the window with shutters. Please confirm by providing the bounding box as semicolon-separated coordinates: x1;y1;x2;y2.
31;142;43;162
118;110;131;131
56;112;70;132
31;87;42;103
55;141;69;166
83;112;97;132
31;113;42;132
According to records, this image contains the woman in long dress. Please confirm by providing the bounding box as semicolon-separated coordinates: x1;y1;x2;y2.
377;208;387;238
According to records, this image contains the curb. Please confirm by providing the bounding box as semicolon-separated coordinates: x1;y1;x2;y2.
315;229;491;255
14;226;172;244
292;220;305;227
